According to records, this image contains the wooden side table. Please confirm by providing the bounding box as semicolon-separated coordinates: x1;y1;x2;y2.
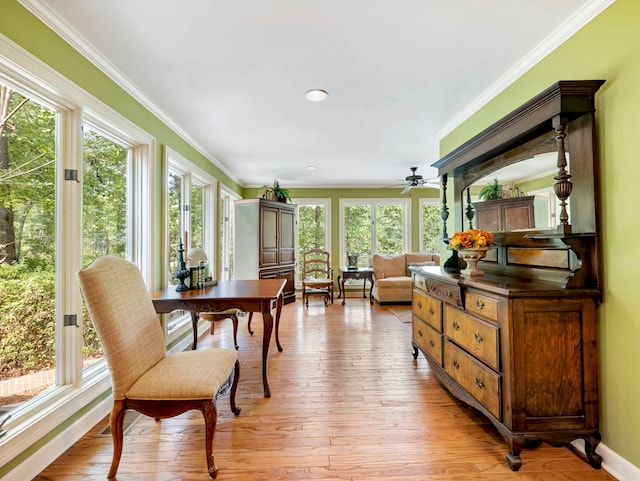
337;267;374;305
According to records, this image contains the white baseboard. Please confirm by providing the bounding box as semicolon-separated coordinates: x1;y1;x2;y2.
599;442;640;481
3;396;111;481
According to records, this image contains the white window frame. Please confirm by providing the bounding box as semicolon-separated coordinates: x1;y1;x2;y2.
220;184;241;281
0;36;155;476
339;198;410;268
163;147;217;343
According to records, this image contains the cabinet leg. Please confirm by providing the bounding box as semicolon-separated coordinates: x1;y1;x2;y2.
505;436;525;471
568;433;602;469
412;345;418;360
584;433;603;469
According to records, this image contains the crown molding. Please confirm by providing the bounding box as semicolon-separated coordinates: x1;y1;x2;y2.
18;0;239;186
436;0;617;143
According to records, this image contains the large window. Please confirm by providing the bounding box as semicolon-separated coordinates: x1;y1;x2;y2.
0;47;153;465
420;199;442;253
165;148;216;337
340;199;410;268
220;185;241;281
0;84;57;407
295;199;331;282
81;127;130;368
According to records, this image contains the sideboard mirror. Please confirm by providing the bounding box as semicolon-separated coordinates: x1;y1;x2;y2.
432;80;604;290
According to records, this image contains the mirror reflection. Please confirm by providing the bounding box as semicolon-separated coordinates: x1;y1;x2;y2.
464;152;567;232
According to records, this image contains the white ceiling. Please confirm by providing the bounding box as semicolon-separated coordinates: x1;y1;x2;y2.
26;0;609;189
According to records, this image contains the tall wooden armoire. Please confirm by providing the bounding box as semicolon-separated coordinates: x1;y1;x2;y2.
234;199;296;304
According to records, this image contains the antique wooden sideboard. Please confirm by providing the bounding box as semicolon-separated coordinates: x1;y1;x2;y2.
411;81;605;471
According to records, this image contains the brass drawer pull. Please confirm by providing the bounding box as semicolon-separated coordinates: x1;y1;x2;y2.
474;377;485;389
452;359;460;369
474;333;484;343
429;307;435;315
417;329;423;337
429;339;435;347
475;299;485;309
452;321;460;330
417;301;423;309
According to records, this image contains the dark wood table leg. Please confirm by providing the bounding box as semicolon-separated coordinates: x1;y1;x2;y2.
368;275;374;304
341;276;347;305
261;309;274;398
191;312;199;350
275;293;284;352
337;275;342;299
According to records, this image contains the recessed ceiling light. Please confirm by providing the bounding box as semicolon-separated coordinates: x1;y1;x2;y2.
305;166;317;171
305;89;328;101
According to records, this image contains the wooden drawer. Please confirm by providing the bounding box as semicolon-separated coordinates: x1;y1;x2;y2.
444;305;499;371
413;273;428;292
413;290;442;331
444;341;501;420
465;291;499;322
413;317;442;366
413;274;462;308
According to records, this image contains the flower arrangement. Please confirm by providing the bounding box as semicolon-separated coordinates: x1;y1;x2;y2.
449;229;493;250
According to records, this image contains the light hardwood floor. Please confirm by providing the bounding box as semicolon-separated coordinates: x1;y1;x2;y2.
35;299;617;481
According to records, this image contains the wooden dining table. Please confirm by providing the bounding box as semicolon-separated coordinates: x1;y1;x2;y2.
150;279;286;397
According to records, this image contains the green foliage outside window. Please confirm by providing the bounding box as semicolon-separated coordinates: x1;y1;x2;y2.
344;204;372;267
297;204;326;279
1;83;126;383
375;204;403;254
422;204;441;253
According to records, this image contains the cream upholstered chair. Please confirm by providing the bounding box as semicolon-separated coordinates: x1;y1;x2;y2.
77;255;240;479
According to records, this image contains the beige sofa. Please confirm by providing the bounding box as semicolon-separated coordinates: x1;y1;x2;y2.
370;253;440;304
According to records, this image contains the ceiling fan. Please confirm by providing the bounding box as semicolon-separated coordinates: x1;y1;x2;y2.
399;167;439;194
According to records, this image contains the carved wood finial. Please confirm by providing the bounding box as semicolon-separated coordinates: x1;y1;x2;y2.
554;123;572;233
440;173;449;242
465;187;474;229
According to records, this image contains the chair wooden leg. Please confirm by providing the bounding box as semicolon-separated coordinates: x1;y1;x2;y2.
201;400;219;478
107;400;127;480
230;360;241;415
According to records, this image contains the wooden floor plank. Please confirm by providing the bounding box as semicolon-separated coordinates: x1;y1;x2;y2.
35;300;618;480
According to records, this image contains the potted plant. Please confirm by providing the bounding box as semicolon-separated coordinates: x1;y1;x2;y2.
478;178;503;200
272;179;291;203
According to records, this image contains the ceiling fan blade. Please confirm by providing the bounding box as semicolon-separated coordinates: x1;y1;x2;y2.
401;185;413;194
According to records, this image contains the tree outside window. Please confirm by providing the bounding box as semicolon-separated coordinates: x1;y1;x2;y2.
82;128;129;366
421;202;441;253
0;84;57;407
297;203;327;281
344;204;372;267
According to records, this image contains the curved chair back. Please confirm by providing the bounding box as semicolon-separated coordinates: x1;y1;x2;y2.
77;255;166;399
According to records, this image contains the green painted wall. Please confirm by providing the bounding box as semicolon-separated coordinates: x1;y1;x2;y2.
440;0;640;467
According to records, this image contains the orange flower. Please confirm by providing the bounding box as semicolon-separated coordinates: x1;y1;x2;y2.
449;229;493;250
